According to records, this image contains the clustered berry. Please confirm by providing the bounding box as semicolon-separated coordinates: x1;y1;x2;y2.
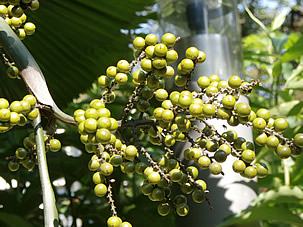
0;0;39;40
7;132;61;172
72;33;303;226
0;94;38;133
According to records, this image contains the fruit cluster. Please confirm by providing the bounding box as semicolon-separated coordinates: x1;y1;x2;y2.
0;0;39;40
7;132;61;172
0;95;38;133
72;32;302;226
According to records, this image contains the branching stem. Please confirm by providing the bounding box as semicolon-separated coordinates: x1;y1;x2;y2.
33;112;59;227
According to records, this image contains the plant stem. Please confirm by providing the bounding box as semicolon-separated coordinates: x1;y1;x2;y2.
283;159;290;186
33;113;59;227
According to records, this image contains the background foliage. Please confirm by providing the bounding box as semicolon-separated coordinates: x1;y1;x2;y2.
0;0;302;226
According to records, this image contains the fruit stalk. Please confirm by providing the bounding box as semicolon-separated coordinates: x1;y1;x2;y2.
33;113;59;227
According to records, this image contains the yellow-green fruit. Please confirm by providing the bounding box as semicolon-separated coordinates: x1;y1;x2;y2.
49;139;61;152
133;37;145;49
115;73;128;84
24;22;36;35
0;5;8;16
9;112;20;124
27;108;39;120
185;47;199;60
10;101;23;113
145;33;158;45
161;33;177;47
98;75;110;87
147;171;161;184
0;109;11;122
23;95;36;107
11;17;22;27
166;49;178;63
94;183;107;197
0;98;9;109
100;162;113;176
106;66;117;78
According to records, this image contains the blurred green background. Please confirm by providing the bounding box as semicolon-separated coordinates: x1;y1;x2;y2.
0;0;303;226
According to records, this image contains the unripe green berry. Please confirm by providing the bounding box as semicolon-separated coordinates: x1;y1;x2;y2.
133;37;145;49
161;33;176;47
107;216;122;227
228;75;242;88
145;33;158;45
49;139;61;152
209;162;222;175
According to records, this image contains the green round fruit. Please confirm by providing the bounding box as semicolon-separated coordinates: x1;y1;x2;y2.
189;103;203;116
155;89;168;101
166;49;178;63
145;45;155;58
115;73;128;84
274;118;288;131
100;162;113;176
197;76;210;89
15;147;27;159
117;59;130;73
256;108;271;121
133;37;145;49
157;203;170;216
186;166;199;179
141;183;153;195
222;95;236;109
276;144;291;159
0;98;9;109
209;162;222;175
241;149;255;163
154;43;168;57
255;133;268;145
228;75;242;88
0;109;11;122
161;109;174;122
185;47;199;60
253;118;267;130
84;118;97;133
192;189;205;203
198;156;211;169
151;188;165;201
107;216;122;227
180;59;194;72
232;160;246;173
152;58;167;69
176;203;189;217
92;172;105;184
49;139;61;152
209;74;220;82
124;145;138;161
244;166;257;178
256;163;268;178
8;160;19;172
7;65;19;78
96;128;111;143
145;33;158;45
121;222;132;227
161;33;177;47
197;51;206;63
94;183;107;197
147;171;161;184
195;179;207;191
24;22;36;35
294;133;303;148
203;104;216;117
214;150;227;163
266;135;280;148
235;102;251;117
